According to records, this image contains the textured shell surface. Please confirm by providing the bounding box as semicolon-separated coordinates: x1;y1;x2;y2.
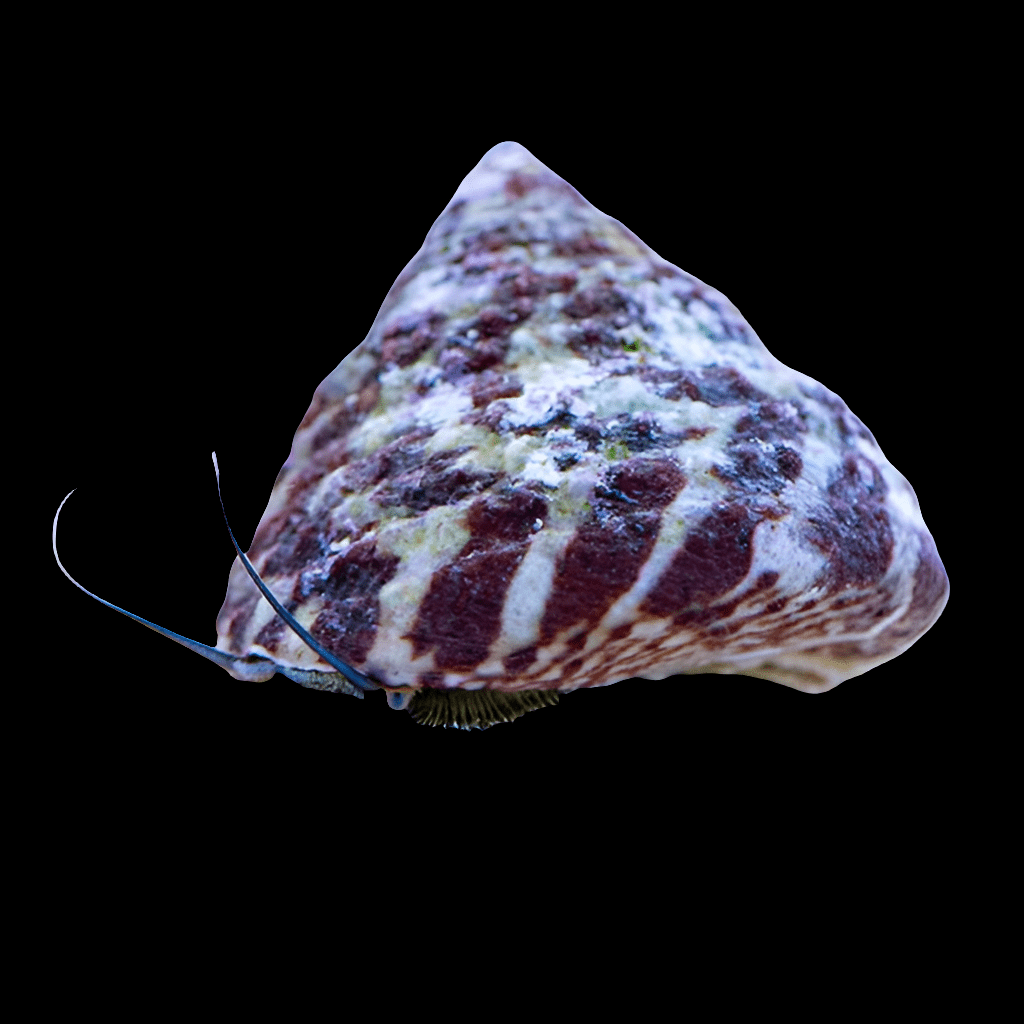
214;141;949;699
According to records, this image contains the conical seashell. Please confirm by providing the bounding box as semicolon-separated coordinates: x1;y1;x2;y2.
205;141;948;726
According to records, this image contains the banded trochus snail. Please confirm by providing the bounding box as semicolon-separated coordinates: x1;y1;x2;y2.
54;142;949;729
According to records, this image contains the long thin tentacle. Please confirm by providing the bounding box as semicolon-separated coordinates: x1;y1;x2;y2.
211;452;378;692
52;489;273;680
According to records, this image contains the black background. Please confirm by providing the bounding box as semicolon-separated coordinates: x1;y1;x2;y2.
37;85;960;813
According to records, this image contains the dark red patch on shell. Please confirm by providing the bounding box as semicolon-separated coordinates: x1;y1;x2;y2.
382;312;447;368
564;631;589;653
603;459;686;509
734;401;807;445
507;410;710;457
566;322;622;362
562;281;635;321
503;646;538;674
259;517;331;578
338;428;435;493
408;488;549;671
254;608;290;653
712;444;802;495
649;264;684;281
505;172;540;200
803;455;894;594
458;225;528;259
551;233;612;258
305;370;382;454
470;371;524;408
561;281;650;363
297;538;401;665
492;266;576;302
375;448;504;512
606;416;708;455
708;400;808;495
438;302;522;379
642;503;763;623
538;460;686;643
223;593;262;654
638;365;769;406
461;400;516;432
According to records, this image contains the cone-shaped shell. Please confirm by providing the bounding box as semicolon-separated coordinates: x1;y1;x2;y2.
216;142;948;695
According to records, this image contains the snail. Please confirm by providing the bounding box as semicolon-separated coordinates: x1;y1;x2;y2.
54;142;949;729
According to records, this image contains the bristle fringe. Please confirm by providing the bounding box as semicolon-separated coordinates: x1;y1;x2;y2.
407;687;560;729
